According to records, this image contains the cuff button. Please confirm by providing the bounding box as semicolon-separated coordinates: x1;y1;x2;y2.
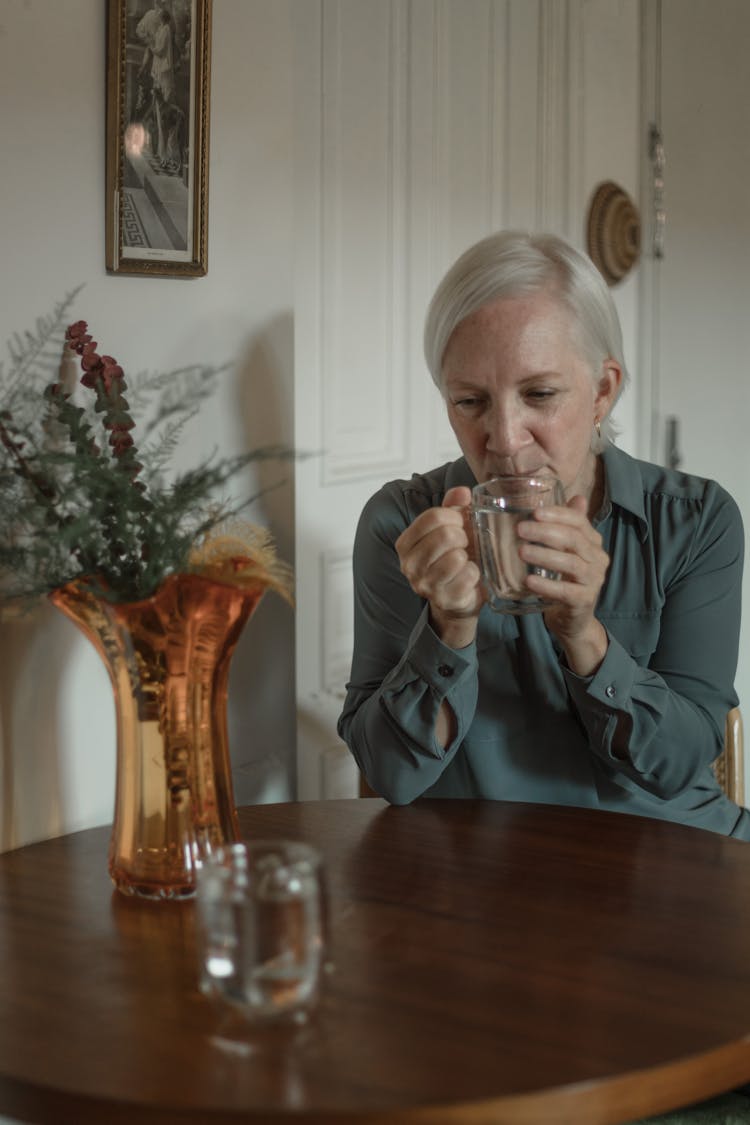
437;663;454;677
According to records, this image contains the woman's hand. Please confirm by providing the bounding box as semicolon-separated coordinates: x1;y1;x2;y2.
517;495;610;676
395;486;483;649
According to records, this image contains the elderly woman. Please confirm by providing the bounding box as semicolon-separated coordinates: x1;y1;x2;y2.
338;230;750;840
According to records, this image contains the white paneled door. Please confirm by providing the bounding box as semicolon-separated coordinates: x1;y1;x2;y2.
646;0;750;774
293;0;642;798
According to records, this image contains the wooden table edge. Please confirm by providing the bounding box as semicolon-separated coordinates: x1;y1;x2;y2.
2;1038;749;1125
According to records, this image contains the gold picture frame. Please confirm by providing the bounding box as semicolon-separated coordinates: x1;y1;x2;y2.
105;0;212;277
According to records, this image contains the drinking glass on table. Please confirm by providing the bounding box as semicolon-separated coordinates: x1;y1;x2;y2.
196;840;327;1024
471;473;564;614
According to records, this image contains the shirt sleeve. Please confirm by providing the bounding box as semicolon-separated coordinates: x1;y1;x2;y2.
563;481;744;798
337;487;479;804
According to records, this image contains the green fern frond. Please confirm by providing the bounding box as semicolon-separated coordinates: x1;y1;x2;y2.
0;296;297;606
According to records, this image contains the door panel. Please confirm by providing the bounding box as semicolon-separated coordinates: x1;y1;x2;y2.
655;0;750;773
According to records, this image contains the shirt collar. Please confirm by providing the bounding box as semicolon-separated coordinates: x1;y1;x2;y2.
446;457;477;490
600;443;649;541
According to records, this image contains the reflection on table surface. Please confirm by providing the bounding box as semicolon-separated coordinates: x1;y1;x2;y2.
0;798;749;1124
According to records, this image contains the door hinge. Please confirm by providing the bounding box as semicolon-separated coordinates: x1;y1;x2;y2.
649;123;666;260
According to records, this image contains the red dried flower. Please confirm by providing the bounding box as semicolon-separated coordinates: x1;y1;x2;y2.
65;321;92;353
80;346;102;372
109;430;134;450
100;360;124;395
65;320;145;489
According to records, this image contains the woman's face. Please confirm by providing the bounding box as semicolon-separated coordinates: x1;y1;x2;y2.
441;290;620;500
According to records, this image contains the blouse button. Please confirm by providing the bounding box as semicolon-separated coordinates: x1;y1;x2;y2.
605;684;616;699
437;664;454;678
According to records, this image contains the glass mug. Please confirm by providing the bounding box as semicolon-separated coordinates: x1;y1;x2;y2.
195;840;327;1024
471;473;564;614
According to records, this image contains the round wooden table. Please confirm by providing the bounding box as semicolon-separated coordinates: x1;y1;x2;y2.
1;799;750;1124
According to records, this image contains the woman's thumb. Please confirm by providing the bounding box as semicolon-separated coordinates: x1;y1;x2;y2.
443;485;472;509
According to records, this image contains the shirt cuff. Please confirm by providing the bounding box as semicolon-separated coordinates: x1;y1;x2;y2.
563;629;638;710
402;604;478;696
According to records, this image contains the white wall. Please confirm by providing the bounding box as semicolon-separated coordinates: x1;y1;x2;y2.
0;0;297;849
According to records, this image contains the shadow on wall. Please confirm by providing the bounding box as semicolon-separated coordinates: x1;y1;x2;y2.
0;607;83;851
0;612;62;846
228;311;297;806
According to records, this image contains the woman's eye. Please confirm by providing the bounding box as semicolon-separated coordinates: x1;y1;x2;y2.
453;397;484;413
526;389;555;402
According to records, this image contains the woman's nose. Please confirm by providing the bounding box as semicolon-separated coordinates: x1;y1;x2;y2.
485;404;531;458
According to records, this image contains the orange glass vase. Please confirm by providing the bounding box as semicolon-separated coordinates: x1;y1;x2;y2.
50;573;265;900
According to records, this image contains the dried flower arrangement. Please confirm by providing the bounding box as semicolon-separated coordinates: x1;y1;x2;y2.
0;291;293;608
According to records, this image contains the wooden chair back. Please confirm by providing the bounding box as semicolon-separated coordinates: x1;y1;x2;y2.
359;773;378;798
713;707;745;806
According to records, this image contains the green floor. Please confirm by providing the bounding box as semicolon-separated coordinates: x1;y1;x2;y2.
630;1093;750;1125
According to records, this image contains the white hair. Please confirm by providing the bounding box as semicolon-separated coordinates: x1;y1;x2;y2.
423;230;629;450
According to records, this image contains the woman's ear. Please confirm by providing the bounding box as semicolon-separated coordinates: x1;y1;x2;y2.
594;359;622;418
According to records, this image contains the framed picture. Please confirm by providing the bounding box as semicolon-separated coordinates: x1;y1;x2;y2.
105;0;212;277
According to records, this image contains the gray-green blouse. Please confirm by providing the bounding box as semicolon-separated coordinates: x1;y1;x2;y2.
338;444;750;840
